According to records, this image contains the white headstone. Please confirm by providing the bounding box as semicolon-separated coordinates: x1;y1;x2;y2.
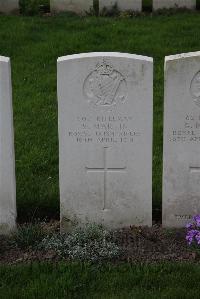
50;0;93;15
0;0;19;14
58;52;153;230
153;0;196;10
0;56;16;234
99;0;142;12
163;51;200;227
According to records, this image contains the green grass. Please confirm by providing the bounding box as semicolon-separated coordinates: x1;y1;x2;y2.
1;262;200;298
1;13;200;221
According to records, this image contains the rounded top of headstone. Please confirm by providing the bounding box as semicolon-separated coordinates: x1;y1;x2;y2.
57;52;153;63
0;56;10;63
165;51;200;63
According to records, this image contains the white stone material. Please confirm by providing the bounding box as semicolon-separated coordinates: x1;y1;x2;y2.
50;0;93;15
99;0;142;12
0;56;16;234
58;52;153;231
153;0;196;10
0;0;19;14
163;51;200;227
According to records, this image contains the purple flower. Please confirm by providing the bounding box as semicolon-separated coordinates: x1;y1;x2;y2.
186;229;199;245
194;215;200;227
186;222;193;229
188;229;199;236
196;232;200;245
186;235;193;245
186;215;200;246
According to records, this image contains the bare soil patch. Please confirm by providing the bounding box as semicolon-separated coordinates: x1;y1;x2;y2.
0;222;198;265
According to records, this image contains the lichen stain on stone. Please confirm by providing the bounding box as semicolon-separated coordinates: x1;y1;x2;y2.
0;223;11;235
60;215;78;232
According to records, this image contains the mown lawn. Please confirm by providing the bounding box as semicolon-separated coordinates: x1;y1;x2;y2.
1;262;200;298
1;12;200;221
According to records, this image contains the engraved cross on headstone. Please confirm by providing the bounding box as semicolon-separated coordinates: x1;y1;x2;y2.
86;147;126;210
189;165;200;188
190;166;200;174
189;165;200;202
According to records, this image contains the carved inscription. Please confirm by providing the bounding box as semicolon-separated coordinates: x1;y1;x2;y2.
169;114;200;142
68;115;141;144
171;73;200;142
83;59;127;107
175;215;192;220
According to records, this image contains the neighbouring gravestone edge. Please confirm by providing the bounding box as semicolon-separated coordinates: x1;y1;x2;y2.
0;56;16;235
0;56;10;63
165;51;200;63
0;0;19;14
163;51;200;227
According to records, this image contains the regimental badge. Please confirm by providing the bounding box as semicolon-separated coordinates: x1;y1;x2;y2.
190;71;200;107
83;59;127;107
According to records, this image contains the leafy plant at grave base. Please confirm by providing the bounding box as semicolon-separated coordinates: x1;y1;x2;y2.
153;7;192;16
100;3;120;17
85;0;99;16
119;10;141;18
12;221;46;249
186;215;200;253
40;223;121;262
19;0;50;16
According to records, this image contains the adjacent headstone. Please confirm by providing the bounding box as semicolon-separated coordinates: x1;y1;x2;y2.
163;51;200;227
50;0;93;15
0;57;16;234
99;0;142;13
0;0;19;14
58;52;153;230
153;0;196;11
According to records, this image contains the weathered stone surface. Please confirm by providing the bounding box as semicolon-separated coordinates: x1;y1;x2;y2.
153;0;196;10
163;51;200;227
58;52;153;230
99;0;142;12
50;0;93;15
0;56;16;234
0;0;19;14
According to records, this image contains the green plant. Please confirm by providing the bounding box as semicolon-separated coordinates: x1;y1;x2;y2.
12;222;46;249
85;0;99;16
119;10;141;18
153;7;192;16
40;224;121;261
100;3;120;17
19;0;50;16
